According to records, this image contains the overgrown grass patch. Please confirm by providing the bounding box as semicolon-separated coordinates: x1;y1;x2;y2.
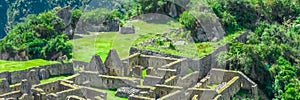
134;30;245;59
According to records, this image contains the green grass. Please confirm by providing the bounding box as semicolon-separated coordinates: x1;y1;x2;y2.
71;20;183;62
188;68;194;73
71;19;244;62
0;59;59;72
40;74;73;84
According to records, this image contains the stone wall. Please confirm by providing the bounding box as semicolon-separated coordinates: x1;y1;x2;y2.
130;44;229;80
76;71;140;90
0;78;11;94
155;68;177;79
34;81;62;94
128;95;154;100
159;90;186;100
56;89;83;100
187;88;217;100
150;85;183;98
80;86;107;100
215;76;241;100
130;47;183;59
0;63;74;84
162;59;189;77
176;71;199;89
143;75;164;86
73;60;89;69
121;53;140;70
0;91;22;99
164;76;178;86
10;83;21;92
139;55;178;68
208;69;258;99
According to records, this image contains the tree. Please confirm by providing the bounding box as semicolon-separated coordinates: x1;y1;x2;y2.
271;57;300;100
0;8;72;60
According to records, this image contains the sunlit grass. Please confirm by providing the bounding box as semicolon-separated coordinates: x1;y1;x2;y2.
0;59;59;72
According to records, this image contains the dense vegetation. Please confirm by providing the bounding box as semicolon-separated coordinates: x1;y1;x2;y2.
214;0;300;99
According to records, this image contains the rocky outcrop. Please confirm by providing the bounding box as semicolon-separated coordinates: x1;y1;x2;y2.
119;24;135;34
0;51;29;61
76;19;120;34
191;5;226;42
115;87;140;98
56;6;74;39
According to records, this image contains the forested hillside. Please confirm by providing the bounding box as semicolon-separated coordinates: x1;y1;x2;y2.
210;0;300;99
0;0;88;38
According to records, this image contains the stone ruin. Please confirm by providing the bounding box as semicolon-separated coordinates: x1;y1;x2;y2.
0;47;258;100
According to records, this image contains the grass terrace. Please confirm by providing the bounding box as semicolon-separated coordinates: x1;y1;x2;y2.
0;59;59;72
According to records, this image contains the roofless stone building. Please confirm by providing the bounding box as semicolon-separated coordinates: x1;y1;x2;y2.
0;48;258;100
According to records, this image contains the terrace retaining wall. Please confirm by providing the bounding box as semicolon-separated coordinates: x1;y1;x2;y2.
0;63;74;84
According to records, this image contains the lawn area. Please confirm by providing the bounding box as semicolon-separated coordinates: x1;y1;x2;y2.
0;59;59;72
71;18;244;62
71;19;183;62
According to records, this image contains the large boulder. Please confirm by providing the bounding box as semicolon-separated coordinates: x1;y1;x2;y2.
115;87;140;98
119;24;135;34
192;11;226;42
56;6;73;38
